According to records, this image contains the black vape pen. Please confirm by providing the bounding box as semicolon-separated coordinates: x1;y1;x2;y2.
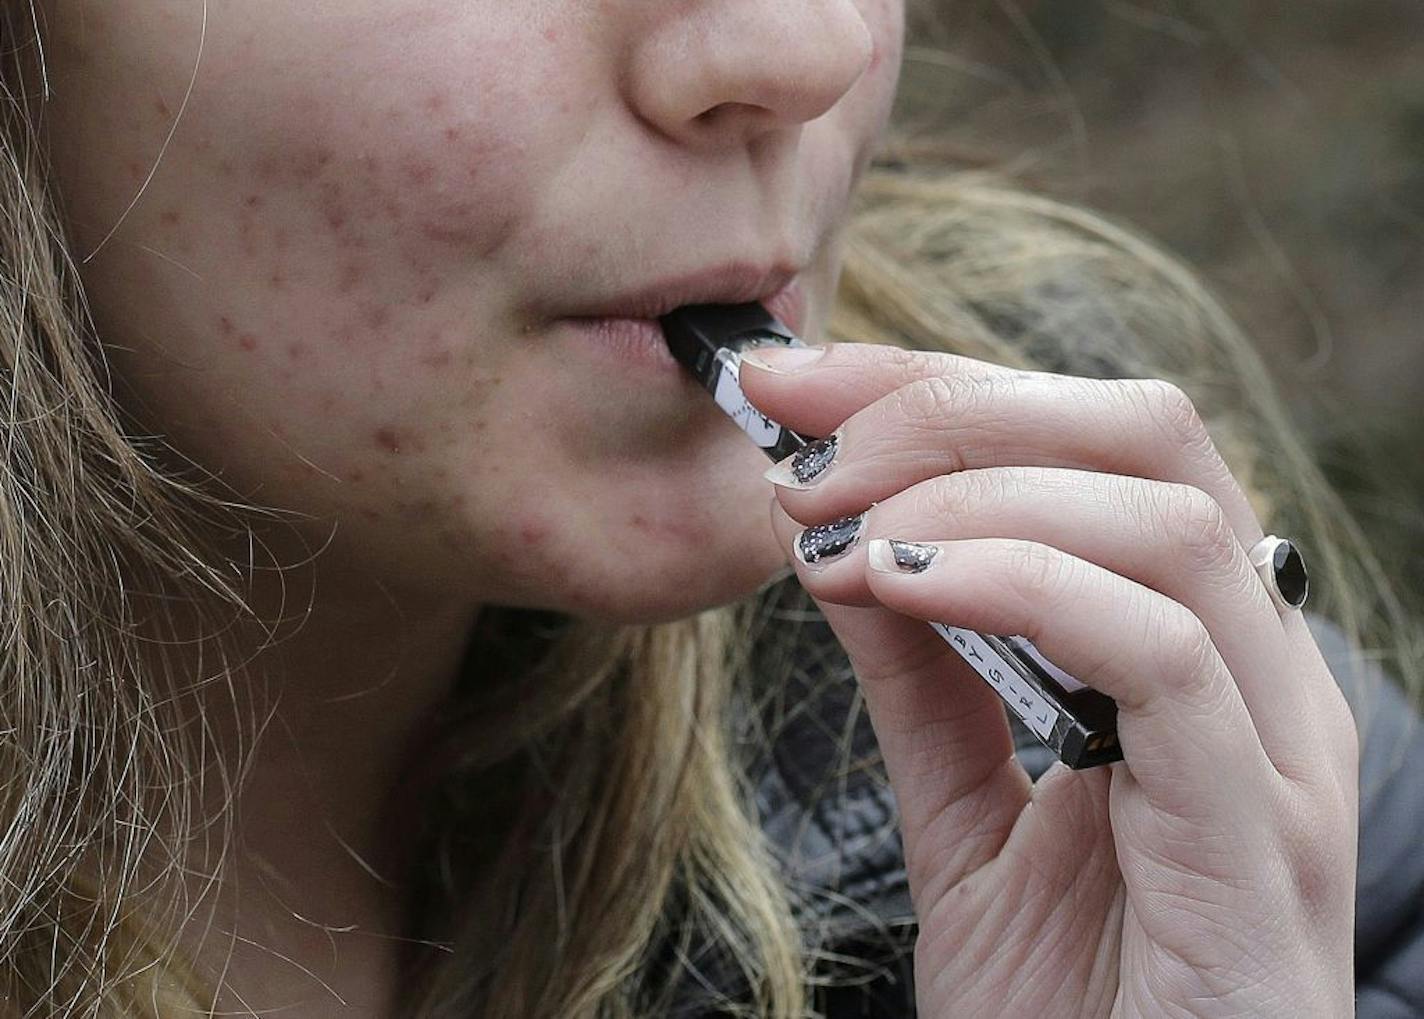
660;302;1122;770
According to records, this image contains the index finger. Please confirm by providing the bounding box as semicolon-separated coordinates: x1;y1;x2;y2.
737;340;1043;437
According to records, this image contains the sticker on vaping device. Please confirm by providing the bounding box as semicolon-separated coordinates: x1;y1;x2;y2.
713;349;783;449
931;622;1061;740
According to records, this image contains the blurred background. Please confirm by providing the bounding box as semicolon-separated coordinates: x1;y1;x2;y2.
897;0;1423;626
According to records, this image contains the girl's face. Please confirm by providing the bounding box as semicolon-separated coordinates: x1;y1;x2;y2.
37;1;904;622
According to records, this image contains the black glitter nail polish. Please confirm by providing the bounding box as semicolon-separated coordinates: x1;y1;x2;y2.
790;433;839;484
887;539;938;573
798;514;864;564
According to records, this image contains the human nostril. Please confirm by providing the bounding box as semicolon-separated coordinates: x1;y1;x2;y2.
696;104;732;126
627;1;877;146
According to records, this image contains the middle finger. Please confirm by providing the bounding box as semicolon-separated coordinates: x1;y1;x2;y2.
768;466;1319;777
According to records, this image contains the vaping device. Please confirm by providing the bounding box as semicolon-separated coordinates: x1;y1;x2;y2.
660;302;1122;770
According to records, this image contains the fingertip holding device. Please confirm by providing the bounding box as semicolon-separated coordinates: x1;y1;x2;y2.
659;302;1123;770
659;301;812;462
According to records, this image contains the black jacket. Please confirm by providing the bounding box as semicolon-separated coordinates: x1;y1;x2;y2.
674;609;1424;1017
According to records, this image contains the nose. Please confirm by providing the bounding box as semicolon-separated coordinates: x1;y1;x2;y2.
625;0;876;150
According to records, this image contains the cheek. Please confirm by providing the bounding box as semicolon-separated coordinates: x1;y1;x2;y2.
203;25;558;347
466;424;787;622
236;91;532;272
69;13;583;503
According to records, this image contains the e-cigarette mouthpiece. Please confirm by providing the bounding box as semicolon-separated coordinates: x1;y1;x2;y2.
659;302;816;463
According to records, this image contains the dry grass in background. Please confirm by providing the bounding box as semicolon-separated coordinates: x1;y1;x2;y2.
899;0;1423;624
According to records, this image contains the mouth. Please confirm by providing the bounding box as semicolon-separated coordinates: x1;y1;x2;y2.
555;263;809;370
555;263;808;334
564;263;805;325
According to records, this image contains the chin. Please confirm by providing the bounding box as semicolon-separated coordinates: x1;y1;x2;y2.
540;517;790;626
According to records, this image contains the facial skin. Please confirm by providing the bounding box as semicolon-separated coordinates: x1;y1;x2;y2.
37;0;905;625
27;3;906;1010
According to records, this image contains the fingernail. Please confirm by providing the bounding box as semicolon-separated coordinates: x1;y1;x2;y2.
739;345;827;374
794;513;864;569
867;538;940;575
763;430;840;488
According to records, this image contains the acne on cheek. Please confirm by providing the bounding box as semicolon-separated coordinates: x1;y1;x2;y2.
244;90;527;259
519;519;550;546
481;511;577;592
357;489;473;532
373;427;428;456
190;92;530;381
172;43;567;507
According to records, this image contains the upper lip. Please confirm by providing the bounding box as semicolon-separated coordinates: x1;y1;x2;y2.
563;262;800;321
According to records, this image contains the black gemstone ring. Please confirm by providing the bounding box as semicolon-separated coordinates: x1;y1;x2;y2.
1248;534;1309;614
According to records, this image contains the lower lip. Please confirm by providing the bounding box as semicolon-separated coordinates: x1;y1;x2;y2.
561;279;808;372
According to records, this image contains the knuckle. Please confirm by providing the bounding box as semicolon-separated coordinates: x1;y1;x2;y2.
892;372;1013;435
1281;792;1357;922
892;375;961;431
1133;377;1214;455
915;472;973;524
879;345;1001;389
1005;539;1073;606
1157;483;1239;576
915;468;1019;524
878;343;936;377
1153;603;1222;700
1288;837;1353;925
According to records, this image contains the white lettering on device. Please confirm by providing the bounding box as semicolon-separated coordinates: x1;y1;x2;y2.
929;622;1060;740
713;350;782;449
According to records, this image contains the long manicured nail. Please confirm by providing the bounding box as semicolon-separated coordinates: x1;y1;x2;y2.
794;513;864;569
739;345;827;374
867;538;940;574
764;430;840;488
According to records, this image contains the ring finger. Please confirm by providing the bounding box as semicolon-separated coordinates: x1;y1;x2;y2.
857;532;1282;814
769;465;1320;778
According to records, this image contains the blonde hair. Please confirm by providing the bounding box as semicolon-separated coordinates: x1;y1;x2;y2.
2;4;1419;1016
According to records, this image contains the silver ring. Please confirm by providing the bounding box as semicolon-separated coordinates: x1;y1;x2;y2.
1248;534;1309;614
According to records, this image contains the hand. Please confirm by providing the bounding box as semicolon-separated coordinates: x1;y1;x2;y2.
738;343;1359;1018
